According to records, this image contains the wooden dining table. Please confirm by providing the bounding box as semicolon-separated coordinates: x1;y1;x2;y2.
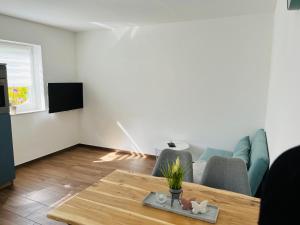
48;169;260;225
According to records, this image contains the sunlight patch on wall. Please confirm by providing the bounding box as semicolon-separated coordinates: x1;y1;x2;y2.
89;22;139;41
116;121;145;157
130;26;139;39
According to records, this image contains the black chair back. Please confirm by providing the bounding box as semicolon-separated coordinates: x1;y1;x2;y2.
259;146;300;225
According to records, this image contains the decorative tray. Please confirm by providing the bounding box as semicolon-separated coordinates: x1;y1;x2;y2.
143;192;219;224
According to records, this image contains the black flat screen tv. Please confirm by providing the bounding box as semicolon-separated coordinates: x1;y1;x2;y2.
48;83;83;113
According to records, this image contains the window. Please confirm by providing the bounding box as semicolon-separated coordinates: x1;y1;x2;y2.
0;40;45;114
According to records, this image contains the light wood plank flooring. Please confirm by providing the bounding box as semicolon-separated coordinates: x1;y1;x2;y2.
0;146;155;225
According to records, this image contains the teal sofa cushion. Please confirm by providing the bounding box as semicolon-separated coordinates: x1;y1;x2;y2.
233;136;251;168
248;129;269;196
199;147;233;161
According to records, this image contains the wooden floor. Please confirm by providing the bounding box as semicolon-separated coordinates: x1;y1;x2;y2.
0;146;155;225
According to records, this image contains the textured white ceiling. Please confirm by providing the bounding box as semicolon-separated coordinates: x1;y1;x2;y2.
0;0;276;31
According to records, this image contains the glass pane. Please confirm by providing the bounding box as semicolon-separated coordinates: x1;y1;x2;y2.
8;87;29;106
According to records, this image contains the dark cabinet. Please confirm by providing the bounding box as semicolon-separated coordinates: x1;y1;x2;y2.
0;114;15;186
0;64;15;187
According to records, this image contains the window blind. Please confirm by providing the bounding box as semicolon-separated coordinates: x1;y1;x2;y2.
0;42;33;87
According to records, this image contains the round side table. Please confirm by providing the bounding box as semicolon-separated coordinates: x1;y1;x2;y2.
155;141;190;159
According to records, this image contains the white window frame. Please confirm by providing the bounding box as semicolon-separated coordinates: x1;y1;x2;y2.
0;39;45;115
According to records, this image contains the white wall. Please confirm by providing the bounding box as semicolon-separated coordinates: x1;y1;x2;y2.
0;12;276;164
0;14;80;165
76;14;273;156
265;0;300;164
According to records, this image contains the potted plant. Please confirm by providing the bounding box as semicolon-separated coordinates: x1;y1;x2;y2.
161;157;184;207
8;87;28;115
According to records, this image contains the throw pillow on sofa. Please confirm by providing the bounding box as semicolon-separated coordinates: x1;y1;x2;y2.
233;136;251;168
